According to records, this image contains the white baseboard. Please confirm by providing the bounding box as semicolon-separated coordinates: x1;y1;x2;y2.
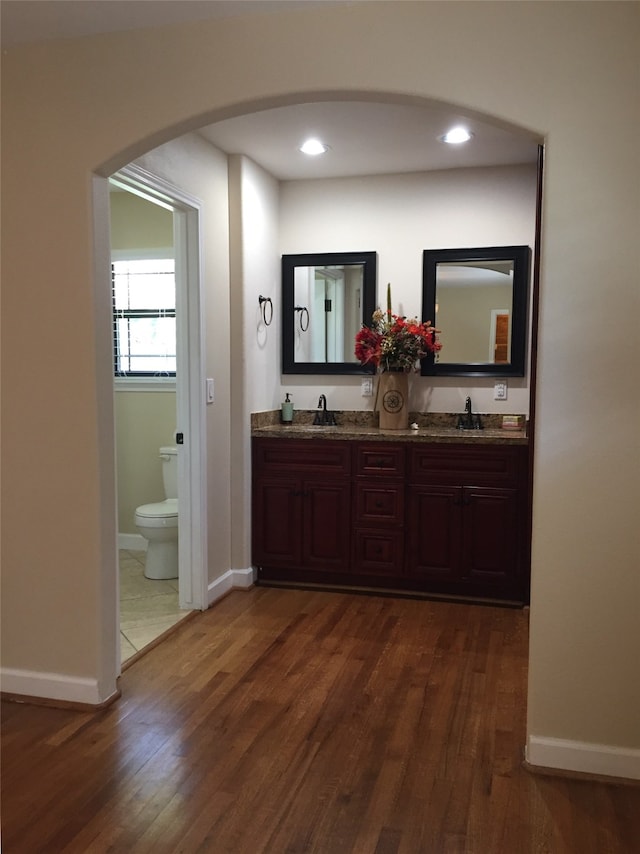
526;735;640;781
207;567;256;606
1;667;107;706
118;533;147;551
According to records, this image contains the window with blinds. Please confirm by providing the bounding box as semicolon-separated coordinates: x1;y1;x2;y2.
112;258;176;377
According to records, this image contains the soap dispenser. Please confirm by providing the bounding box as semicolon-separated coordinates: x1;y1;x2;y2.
281;393;294;424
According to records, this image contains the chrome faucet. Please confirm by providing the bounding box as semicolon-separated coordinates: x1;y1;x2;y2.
313;394;337;426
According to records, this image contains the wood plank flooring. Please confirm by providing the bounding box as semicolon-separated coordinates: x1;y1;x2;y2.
2;587;638;853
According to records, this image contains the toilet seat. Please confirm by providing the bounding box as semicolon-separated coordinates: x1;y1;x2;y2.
135;498;178;528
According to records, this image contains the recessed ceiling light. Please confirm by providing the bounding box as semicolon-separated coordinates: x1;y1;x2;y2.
299;138;330;156
439;126;474;145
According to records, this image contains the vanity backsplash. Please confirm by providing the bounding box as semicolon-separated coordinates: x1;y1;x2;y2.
251;409;524;431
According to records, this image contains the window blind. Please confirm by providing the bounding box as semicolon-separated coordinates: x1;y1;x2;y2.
112;258;176;377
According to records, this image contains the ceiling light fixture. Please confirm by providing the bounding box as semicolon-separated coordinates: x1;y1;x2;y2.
299;138;330;156
440;126;474;145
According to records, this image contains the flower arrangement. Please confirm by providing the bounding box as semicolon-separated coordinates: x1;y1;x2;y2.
355;284;441;372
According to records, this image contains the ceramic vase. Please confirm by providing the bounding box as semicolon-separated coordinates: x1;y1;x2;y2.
377;370;409;430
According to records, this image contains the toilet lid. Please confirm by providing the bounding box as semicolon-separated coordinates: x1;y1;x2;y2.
136;499;178;519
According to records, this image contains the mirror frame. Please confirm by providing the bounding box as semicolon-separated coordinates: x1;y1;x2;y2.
282;251;377;375
421;245;531;377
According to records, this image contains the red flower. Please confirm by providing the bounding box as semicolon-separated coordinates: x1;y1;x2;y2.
354;285;441;372
355;326;383;367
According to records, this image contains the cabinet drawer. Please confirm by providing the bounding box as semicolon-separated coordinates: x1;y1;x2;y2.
408;444;523;486
355;443;405;478
253;438;351;475
355;482;404;525
353;528;404;575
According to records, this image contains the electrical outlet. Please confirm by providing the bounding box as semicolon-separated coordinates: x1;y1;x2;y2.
494;381;508;401
361;377;373;397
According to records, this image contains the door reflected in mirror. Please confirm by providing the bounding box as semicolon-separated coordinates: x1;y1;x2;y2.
294;264;361;363
282;252;377;375
421;246;530;377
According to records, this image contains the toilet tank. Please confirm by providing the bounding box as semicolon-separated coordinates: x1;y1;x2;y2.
160;446;178;499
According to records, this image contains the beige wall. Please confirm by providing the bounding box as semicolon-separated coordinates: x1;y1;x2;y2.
278;164;537;416
114;392;177;534
1;1;638;775
110;190;173;250
229;155;281;573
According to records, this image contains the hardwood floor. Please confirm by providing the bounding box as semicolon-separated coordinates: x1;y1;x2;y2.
2;588;638;853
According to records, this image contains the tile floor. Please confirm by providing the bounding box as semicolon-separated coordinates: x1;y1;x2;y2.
119;549;189;664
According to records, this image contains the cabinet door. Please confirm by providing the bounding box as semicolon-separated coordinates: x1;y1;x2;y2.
355;482;404;527
462;486;519;582
303;479;352;572
353;528;404;575
355;444;405;478
252;476;302;566
405;484;462;580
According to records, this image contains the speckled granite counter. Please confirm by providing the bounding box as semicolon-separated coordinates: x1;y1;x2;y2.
251;410;528;446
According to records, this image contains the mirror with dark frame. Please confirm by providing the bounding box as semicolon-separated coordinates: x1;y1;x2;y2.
282;251;377;375
421;245;530;377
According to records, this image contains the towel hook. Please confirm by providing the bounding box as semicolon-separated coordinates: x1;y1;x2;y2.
294;305;309;332
258;295;273;326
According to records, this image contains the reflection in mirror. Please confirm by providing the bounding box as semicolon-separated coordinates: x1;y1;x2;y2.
421;246;530;377
435;261;514;363
294;264;360;362
282;252;377;375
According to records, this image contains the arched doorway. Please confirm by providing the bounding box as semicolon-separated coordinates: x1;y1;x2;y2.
94;90;542;691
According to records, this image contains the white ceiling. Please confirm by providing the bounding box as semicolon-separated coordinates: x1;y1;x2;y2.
199;100;539;181
1;0;540;181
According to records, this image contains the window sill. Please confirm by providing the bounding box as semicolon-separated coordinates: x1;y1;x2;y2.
114;377;176;392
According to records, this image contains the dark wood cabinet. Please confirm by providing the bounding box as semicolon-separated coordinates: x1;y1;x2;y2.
252;436;530;603
406;444;527;601
252;439;352;579
406;484;519;580
352;442;405;575
301;478;352;571
406;484;462;580
252;476;301;566
462;485;519;582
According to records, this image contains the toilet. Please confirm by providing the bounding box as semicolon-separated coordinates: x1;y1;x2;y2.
135;446;179;580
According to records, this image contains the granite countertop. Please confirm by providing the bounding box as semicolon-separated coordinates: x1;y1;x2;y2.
251;411;528;446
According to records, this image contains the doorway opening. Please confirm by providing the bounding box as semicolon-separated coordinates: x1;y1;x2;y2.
93;89;542;701
108;165;208;668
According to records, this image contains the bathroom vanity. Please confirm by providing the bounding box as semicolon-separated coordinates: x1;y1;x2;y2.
252;415;530;605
